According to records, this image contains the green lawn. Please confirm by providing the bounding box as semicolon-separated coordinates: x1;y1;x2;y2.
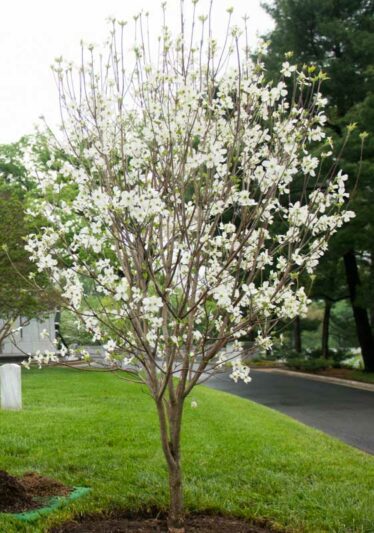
0;368;373;533
344;370;374;384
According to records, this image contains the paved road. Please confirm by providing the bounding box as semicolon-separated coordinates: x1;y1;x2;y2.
206;369;374;454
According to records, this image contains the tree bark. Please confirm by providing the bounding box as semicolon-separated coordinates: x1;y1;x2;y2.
168;452;184;533
321;300;332;359
54;309;69;351
157;399;185;532
344;250;374;372
293;316;302;353
370;251;374;333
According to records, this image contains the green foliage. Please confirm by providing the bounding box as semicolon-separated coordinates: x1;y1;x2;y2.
270;300;359;355
262;0;374;254
292;346;350;363
340;368;374;384
285;356;334;371
0;185;56;322
59;310;96;346
263;0;374;364
0;141;59;341
0;138;33;195
330;300;359;348
262;0;374;115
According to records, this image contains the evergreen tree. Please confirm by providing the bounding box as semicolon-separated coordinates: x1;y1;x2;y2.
263;0;374;370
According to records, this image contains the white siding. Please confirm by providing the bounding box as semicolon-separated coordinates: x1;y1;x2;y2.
0;314;56;356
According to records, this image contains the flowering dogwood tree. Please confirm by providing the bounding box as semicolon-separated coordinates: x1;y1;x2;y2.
23;2;353;531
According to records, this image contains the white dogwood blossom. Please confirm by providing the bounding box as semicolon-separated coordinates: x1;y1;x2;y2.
20;5;355;527
23;29;354;374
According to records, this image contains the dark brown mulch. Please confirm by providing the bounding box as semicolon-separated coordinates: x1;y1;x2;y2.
51;512;278;533
0;470;71;513
20;472;71;498
0;470;35;513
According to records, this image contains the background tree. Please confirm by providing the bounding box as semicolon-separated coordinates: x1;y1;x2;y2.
0;139;60;350
23;5;353;531
0;173;56;351
303;250;349;358
262;0;374;370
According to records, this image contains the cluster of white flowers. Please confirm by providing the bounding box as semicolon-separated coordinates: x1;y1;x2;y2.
21;8;353;390
230;360;252;384
23;350;59;369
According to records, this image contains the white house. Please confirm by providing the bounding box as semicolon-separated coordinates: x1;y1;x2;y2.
0;313;57;358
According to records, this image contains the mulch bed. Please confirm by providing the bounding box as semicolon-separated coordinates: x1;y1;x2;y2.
0;470;279;531
0;470;71;513
51;511;279;532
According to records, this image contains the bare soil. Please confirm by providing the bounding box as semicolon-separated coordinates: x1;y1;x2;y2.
0;470;71;513
0;471;279;531
51;512;278;533
20;472;70;498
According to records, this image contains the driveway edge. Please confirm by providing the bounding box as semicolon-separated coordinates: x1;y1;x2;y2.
254;367;374;392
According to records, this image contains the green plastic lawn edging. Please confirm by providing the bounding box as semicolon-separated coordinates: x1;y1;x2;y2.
9;486;91;523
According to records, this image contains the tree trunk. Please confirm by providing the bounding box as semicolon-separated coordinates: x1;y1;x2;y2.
157;399;185;532
321;300;332;359
167;453;184;532
54;309;69;351
344;250;374;372
293;316;302;353
370;251;374;333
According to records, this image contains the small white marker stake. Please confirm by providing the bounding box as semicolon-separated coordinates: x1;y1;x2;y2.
0;364;22;410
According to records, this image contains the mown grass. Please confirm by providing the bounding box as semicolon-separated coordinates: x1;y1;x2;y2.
344;369;374;384
302;368;374;385
0;367;373;532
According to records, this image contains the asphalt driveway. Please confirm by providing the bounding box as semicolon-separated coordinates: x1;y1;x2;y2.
206;369;374;454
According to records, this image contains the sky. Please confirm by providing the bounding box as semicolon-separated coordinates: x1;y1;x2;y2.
0;0;273;144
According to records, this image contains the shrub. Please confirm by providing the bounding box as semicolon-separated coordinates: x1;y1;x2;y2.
286;357;334;371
